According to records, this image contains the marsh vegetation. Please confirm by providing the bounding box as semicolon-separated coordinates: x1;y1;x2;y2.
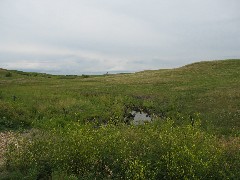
0;60;239;179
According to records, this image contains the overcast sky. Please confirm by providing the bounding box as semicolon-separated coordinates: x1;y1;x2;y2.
0;0;240;74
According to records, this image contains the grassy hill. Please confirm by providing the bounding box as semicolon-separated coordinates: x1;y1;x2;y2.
1;59;239;134
0;59;239;179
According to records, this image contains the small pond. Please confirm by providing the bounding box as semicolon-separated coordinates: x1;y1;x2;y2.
125;110;152;125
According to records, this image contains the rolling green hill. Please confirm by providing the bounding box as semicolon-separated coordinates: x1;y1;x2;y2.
0;59;239;179
1;59;239;134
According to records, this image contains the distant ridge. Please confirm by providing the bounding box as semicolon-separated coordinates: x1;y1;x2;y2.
1;59;239;76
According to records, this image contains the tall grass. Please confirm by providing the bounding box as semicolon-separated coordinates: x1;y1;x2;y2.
1;60;240;179
5;119;239;179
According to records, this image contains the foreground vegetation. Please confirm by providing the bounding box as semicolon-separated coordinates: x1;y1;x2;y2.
0;59;239;179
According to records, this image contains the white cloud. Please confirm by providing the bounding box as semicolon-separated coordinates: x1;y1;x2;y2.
0;0;240;74
0;43;150;73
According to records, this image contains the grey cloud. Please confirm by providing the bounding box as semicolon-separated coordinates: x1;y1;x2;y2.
0;0;240;74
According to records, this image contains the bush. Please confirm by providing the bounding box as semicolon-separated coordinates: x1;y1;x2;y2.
0;91;3;99
82;74;90;78
5;72;12;77
0;102;31;131
6;119;238;179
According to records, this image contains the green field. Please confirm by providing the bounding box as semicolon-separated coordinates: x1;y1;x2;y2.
0;59;239;179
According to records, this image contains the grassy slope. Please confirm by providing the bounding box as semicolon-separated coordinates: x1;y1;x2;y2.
1;59;239;134
0;59;240;179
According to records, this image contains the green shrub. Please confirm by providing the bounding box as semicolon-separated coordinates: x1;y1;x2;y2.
6;119;238;179
82;74;90;78
0;91;3;99
0;101;31;131
5;72;12;77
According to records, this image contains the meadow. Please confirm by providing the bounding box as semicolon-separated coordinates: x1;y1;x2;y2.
0;59;239;179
